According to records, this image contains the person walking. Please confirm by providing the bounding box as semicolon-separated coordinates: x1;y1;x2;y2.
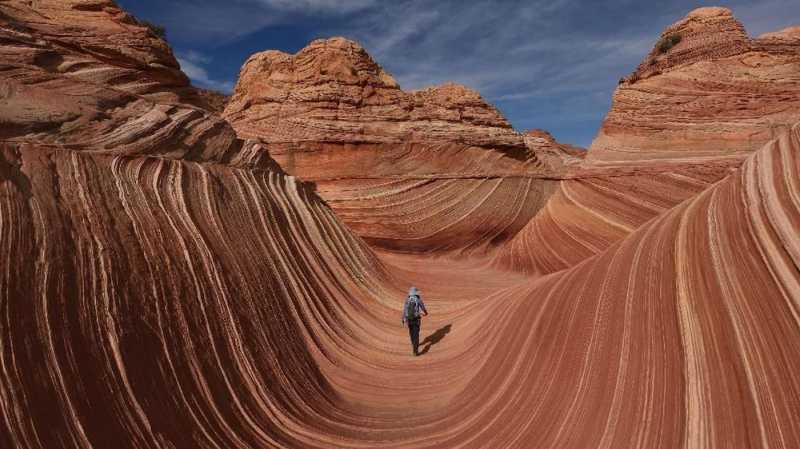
402;286;428;356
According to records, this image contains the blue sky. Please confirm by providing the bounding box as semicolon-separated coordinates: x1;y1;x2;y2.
118;0;800;147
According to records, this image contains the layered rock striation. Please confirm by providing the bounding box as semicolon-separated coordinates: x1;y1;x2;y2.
496;6;800;274
2;2;800;449
591;7;800;161
223;37;578;253
0;3;395;448
223;38;531;170
465;124;800;447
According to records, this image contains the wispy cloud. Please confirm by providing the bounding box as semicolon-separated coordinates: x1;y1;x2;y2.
313;0;796;146
180;50;211;65
254;0;376;14
323;0;646;141
121;0;798;146
177;52;234;92
733;0;800;36
124;0;377;44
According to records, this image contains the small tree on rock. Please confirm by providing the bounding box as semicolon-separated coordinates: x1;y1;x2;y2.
656;33;682;54
140;19;166;39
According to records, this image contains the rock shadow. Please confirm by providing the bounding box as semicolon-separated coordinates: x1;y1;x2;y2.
418;324;452;356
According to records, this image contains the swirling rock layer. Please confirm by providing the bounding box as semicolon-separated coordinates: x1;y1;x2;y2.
457;125;800;447
591;7;800;161
2;2;800;449
222;37;582;254
492;160;737;274
223;38;526;156
316;176;558;253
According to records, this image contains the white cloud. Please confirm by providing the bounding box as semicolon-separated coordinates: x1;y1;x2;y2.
138;0;796;146
321;0;787;146
141;1;280;44
734;0;800;37
255;0;376;14
341;0;643;98
177;54;234;92
369;9;440;56
180;49;211;65
132;0;378;44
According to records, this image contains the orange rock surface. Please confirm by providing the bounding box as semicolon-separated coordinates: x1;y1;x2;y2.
223;37;575;253
496;6;800;275
2;2;800;449
223;38;529;163
591;6;800;161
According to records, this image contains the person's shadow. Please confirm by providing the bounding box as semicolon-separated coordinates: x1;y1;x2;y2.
418;324;452;355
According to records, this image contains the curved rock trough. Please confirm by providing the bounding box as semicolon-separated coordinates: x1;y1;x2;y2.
1;2;799;448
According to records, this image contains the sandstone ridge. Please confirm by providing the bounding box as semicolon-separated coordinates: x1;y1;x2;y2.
592;6;800;161
224;37;532;164
224;37;576;253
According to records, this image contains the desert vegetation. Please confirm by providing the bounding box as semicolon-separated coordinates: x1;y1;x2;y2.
656;33;682;53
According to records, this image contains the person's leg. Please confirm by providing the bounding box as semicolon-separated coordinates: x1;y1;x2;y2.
408;320;415;354
416;318;422;352
410;319;420;355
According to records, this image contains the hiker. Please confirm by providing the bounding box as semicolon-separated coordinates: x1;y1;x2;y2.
402;286;428;356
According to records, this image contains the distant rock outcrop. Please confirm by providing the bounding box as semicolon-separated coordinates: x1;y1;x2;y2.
755;25;800;51
628;7;750;81
184;88;231;114
523;129;585;170
0;0;267;169
495;7;800;274
223;38;529;165
591;7;800;161
224;37;571;252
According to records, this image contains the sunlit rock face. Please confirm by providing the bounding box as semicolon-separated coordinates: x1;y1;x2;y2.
494;6;799;275
2;2;800;449
0;0;237;118
486;123;800;448
223;37;581;254
590;7;800;162
223;37;531;167
0;2;395;448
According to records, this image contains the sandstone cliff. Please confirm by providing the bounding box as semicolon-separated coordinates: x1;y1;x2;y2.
223;37;573;253
223;38;530;167
494;6;800;274
0;2;395;448
590;7;800;161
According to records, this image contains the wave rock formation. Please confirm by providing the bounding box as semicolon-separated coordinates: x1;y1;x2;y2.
1;2;799;448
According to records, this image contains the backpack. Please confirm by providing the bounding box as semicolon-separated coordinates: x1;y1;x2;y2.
405;295;419;321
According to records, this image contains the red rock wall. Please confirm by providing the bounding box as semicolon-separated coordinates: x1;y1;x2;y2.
0;145;394;448
590;7;800;161
443;125;800;446
222;37;569;254
503;7;800;276
493;160;738;274
2;2;800;448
